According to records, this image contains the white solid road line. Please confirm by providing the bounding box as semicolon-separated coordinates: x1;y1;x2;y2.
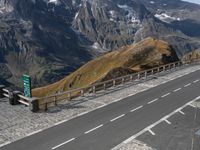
193;79;199;83
123;96;200;144
184;83;191;87
164;119;172;125
173;88;182;92
0;141;11;148
148;129;156;136
27;129;42;137
130;106;143;112
110;114;125;122
84;124;104;134
54;120;68;126
179;110;185;115
148;98;158;104
188;103;196;108
52;138;76;150
161;93;170;98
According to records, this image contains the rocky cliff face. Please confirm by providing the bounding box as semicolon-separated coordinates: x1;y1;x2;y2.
0;0;92;88
0;0;200;88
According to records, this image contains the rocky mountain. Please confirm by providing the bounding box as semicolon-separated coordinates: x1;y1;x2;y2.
0;0;200;89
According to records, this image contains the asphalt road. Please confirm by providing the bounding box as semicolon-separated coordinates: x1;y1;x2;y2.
1;70;200;150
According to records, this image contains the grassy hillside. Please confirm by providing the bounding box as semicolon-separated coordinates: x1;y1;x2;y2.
32;37;178;97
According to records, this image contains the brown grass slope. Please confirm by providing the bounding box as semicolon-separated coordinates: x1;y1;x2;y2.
33;37;178;97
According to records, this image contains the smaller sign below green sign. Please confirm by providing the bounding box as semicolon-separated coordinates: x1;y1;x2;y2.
22;74;32;98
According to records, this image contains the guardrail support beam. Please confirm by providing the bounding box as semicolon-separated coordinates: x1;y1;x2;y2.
9;91;21;105
0;85;5;98
13;91;21;105
29;97;39;112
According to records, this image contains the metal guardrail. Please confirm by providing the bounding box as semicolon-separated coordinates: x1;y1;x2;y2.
38;61;186;110
0;58;199;112
0;85;39;112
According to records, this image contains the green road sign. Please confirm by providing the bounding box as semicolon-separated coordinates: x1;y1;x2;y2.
23;75;32;98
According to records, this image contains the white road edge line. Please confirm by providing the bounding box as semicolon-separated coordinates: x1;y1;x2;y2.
173;88;182;92
184;83;191;87
54;120;68;126
161;93;170;98
130;106;143;112
148;98;158;104
0;141;11;148
123;96;200;144
84;124;104;134
110;114;125;122
27;129;43;136
52;138;76;150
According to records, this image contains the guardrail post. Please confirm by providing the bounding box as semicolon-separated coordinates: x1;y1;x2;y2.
68;93;71;100
173;63;175;68
8;91;14;105
130;75;133;81
113;80;116;86
103;83;106;90
93;86;96;93
13;91;21;105
163;66;166;71
81;90;84;97
122;78;125;84
145;71;147;78
29;97;39;112
0;85;5;98
138;73;140;80
45;102;48;111
54;96;57;106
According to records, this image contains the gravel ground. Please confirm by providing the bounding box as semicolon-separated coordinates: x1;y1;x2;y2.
0;64;200;148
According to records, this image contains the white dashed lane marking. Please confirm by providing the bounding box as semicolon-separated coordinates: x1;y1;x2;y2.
123;96;200;143
130;106;143;112
52;138;76;150
161;93;171;98
110;114;125;122
173;88;182;92
193;79;199;83
148;98;158;104
84;124;104;134
184;83;191;87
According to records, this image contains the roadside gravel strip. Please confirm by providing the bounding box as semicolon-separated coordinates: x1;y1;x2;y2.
0;64;200;148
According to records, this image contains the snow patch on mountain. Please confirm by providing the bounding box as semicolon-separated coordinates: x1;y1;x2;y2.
155;13;181;23
47;0;60;5
150;1;155;4
117;4;141;25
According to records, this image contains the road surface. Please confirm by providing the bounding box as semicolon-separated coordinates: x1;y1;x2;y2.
1;70;200;150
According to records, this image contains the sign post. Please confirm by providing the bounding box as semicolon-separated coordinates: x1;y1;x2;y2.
22;75;32;98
